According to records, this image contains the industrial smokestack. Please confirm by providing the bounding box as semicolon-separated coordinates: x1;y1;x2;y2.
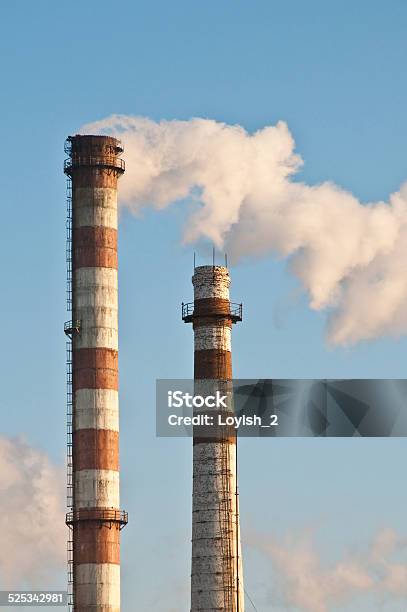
64;135;127;612
183;265;245;611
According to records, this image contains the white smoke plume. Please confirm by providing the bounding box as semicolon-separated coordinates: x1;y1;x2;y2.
82;115;407;345
0;435;66;588
248;527;407;611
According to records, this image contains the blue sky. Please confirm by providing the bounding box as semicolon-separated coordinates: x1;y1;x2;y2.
1;1;407;610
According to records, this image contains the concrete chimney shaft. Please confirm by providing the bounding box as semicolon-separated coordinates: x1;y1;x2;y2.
65;135;127;612
188;265;245;612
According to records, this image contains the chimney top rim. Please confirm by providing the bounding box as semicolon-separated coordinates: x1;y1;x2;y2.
194;264;229;272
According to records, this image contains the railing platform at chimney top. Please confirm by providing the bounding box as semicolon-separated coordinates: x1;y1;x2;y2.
63;155;125;175
182;301;242;323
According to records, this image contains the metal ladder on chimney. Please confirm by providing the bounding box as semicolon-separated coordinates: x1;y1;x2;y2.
217;341;240;612
217;355;237;611
65;176;74;612
219;437;235;612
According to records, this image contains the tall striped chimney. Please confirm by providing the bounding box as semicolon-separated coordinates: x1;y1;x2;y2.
64;135;127;612
183;265;245;612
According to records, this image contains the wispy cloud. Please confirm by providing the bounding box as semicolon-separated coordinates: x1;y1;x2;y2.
247;527;407;611
0;435;66;588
